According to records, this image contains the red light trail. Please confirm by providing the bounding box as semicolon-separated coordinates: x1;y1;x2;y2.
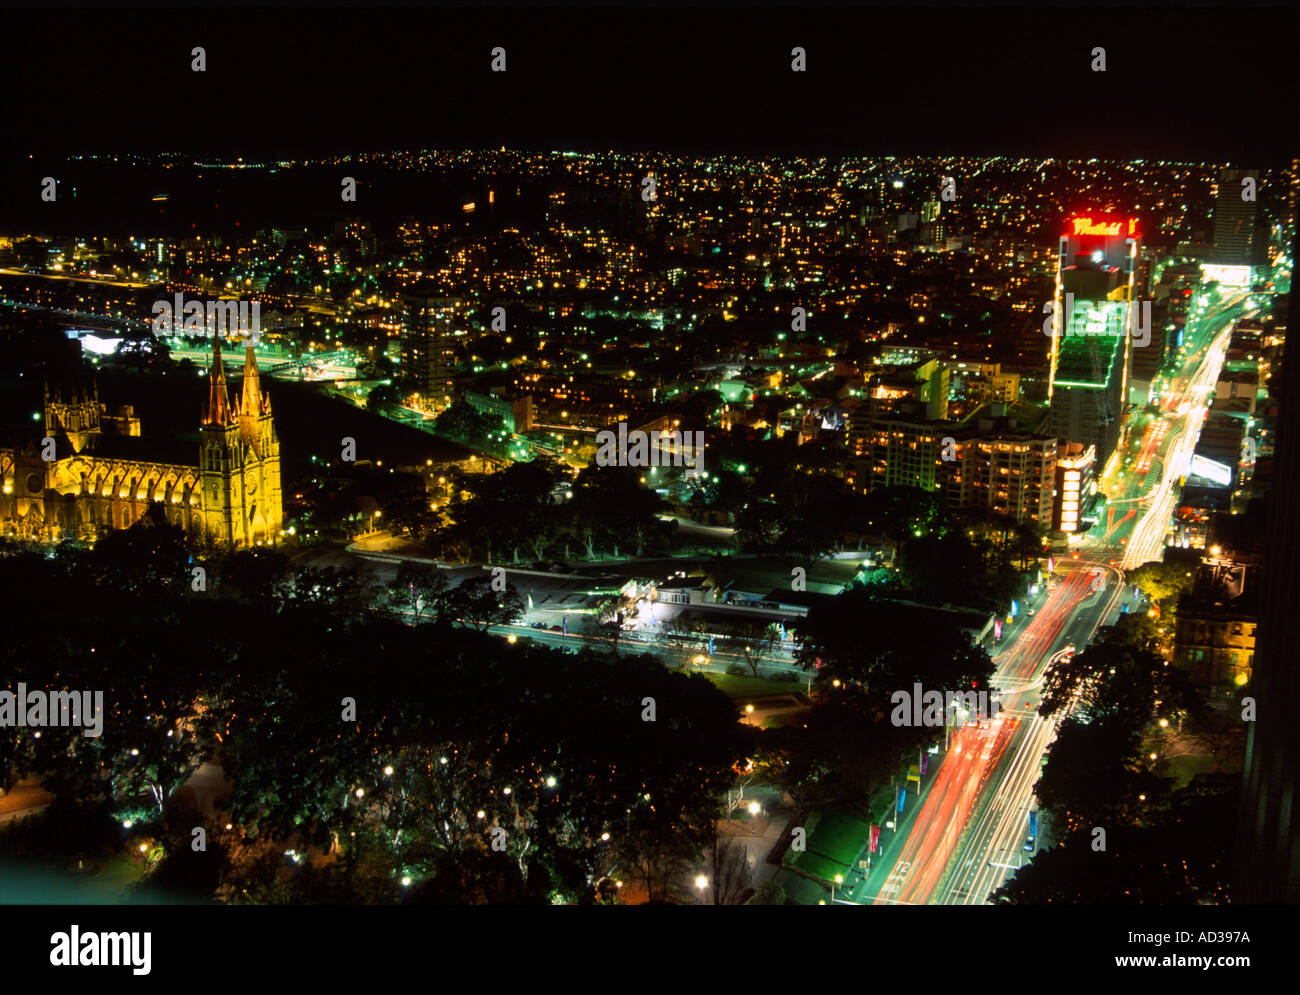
873;567;1095;905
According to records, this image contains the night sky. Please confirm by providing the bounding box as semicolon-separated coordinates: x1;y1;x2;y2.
0;4;1296;161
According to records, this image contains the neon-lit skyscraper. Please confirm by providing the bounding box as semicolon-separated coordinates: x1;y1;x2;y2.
1046;215;1141;469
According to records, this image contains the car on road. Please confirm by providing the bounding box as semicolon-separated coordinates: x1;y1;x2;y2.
530;621;546;629
1025;810;1039;852
549;624;563;632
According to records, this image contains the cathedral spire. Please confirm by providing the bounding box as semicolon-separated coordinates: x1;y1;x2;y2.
204;333;232;426
241;344;266;417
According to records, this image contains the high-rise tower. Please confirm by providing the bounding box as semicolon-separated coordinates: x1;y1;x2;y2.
399;288;460;406
1046;214;1140;477
1213;167;1260;268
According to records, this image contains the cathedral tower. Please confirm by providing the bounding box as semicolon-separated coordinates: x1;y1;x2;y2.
236;340;283;545
44;376;102;454
199;334;283;546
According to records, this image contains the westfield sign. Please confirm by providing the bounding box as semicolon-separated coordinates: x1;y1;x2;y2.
1068;216;1139;237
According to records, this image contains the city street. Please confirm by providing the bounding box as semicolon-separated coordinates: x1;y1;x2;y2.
856;286;1253;905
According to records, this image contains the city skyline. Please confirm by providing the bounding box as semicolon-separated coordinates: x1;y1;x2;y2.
0;4;1292;979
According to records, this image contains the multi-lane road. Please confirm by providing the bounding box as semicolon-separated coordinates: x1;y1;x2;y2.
860;562;1125;905
1091;292;1251;556
862;285;1255;905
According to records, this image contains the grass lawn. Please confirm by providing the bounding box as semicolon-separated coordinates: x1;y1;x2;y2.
0;853;147;903
704;673;799;699
1165;752;1220;788
787;809;872;882
92;853;147;896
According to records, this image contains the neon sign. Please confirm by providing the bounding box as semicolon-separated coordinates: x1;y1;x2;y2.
1068;216;1139;238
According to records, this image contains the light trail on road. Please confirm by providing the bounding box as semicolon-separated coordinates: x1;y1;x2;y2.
862;292;1254;906
871;566;1099;905
936;561;1129;905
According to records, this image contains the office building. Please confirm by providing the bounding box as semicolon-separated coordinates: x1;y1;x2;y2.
399;289;461;404
853;401;1056;527
1053;442;1096;534
1213;168;1260;268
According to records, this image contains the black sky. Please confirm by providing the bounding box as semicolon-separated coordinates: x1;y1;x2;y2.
0;6;1296;161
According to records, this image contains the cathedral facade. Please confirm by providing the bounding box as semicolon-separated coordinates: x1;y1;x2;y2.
0;335;283;547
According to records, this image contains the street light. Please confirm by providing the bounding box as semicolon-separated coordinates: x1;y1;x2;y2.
831;873;844;903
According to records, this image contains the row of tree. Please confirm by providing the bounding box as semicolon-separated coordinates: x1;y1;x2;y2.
0;507;1044;903
0;519;750;904
994;610;1245;903
371;457;677;564
765;584;998;816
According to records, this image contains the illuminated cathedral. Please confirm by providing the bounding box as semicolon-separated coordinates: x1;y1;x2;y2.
0;334;282;547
